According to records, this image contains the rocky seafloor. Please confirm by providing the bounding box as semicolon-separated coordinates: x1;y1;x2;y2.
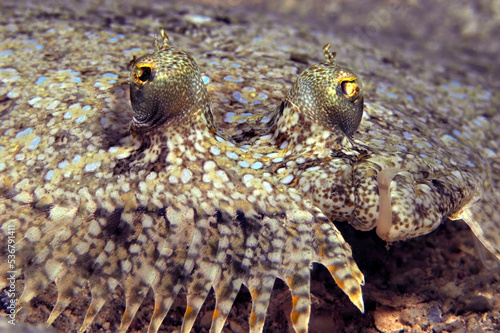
1;0;499;332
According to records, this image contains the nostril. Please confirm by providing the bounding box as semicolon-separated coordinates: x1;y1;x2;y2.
376;168;401;241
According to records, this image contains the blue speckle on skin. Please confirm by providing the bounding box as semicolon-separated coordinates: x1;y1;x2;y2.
25;39;37;43
85;162;101;172
450;81;461;87
253;101;261;104
208;61;218;65
82;105;91;111
414;142;424;148
64;112;72;119
238;161;250;168
395;144;408;150
406;94;414;102
377;87;386;94
124;48;142;52
403;131;413;140
36;76;47;85
251;161;263;170
226;151;238;160
36;45;43;50
202;75;210;84
0;50;12;57
73;77;81;83
258;92;267;99
485;148;496;156
453;129;461;137
76;116;86;123
103;73;117;79
477;91;491;101
108;37;118;42
272;157;283;163
224;75;244;82
72;155;81;163
243;86;255;92
260;115;271;123
434;158;442;164
215;136;224;142
387;92;397;99
29;137;40;150
370;138;385;144
233;63;240;67
420;153;429;158
442;134;457;141
58;161;68;168
108;80;116;84
404;119;415;127
473;117;486;126
28;97;41;105
220;98;229;103
224;112;236;122
441;84;449;90
467;161;476;167
94;82;101;87
450;92;467;99
241;113;252;117
15;128;33;138
253;36;262;42
45;170;54;181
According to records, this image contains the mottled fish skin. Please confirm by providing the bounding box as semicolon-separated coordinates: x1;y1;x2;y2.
231;45;487;250
0;29;364;333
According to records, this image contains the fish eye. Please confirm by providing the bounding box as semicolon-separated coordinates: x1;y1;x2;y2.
133;65;152;85
341;79;361;100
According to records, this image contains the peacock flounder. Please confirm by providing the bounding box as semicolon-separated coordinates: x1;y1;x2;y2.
0;28;365;333
230;43;488;248
0;21;499;333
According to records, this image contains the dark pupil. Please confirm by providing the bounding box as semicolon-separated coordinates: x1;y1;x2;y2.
138;67;151;82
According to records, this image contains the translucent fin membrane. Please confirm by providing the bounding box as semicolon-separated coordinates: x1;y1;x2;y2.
461;189;500;263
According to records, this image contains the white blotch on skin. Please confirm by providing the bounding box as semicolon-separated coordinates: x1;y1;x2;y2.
181;168;193;183
203;160;216;172
281;174;294;184
210;146;221;155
